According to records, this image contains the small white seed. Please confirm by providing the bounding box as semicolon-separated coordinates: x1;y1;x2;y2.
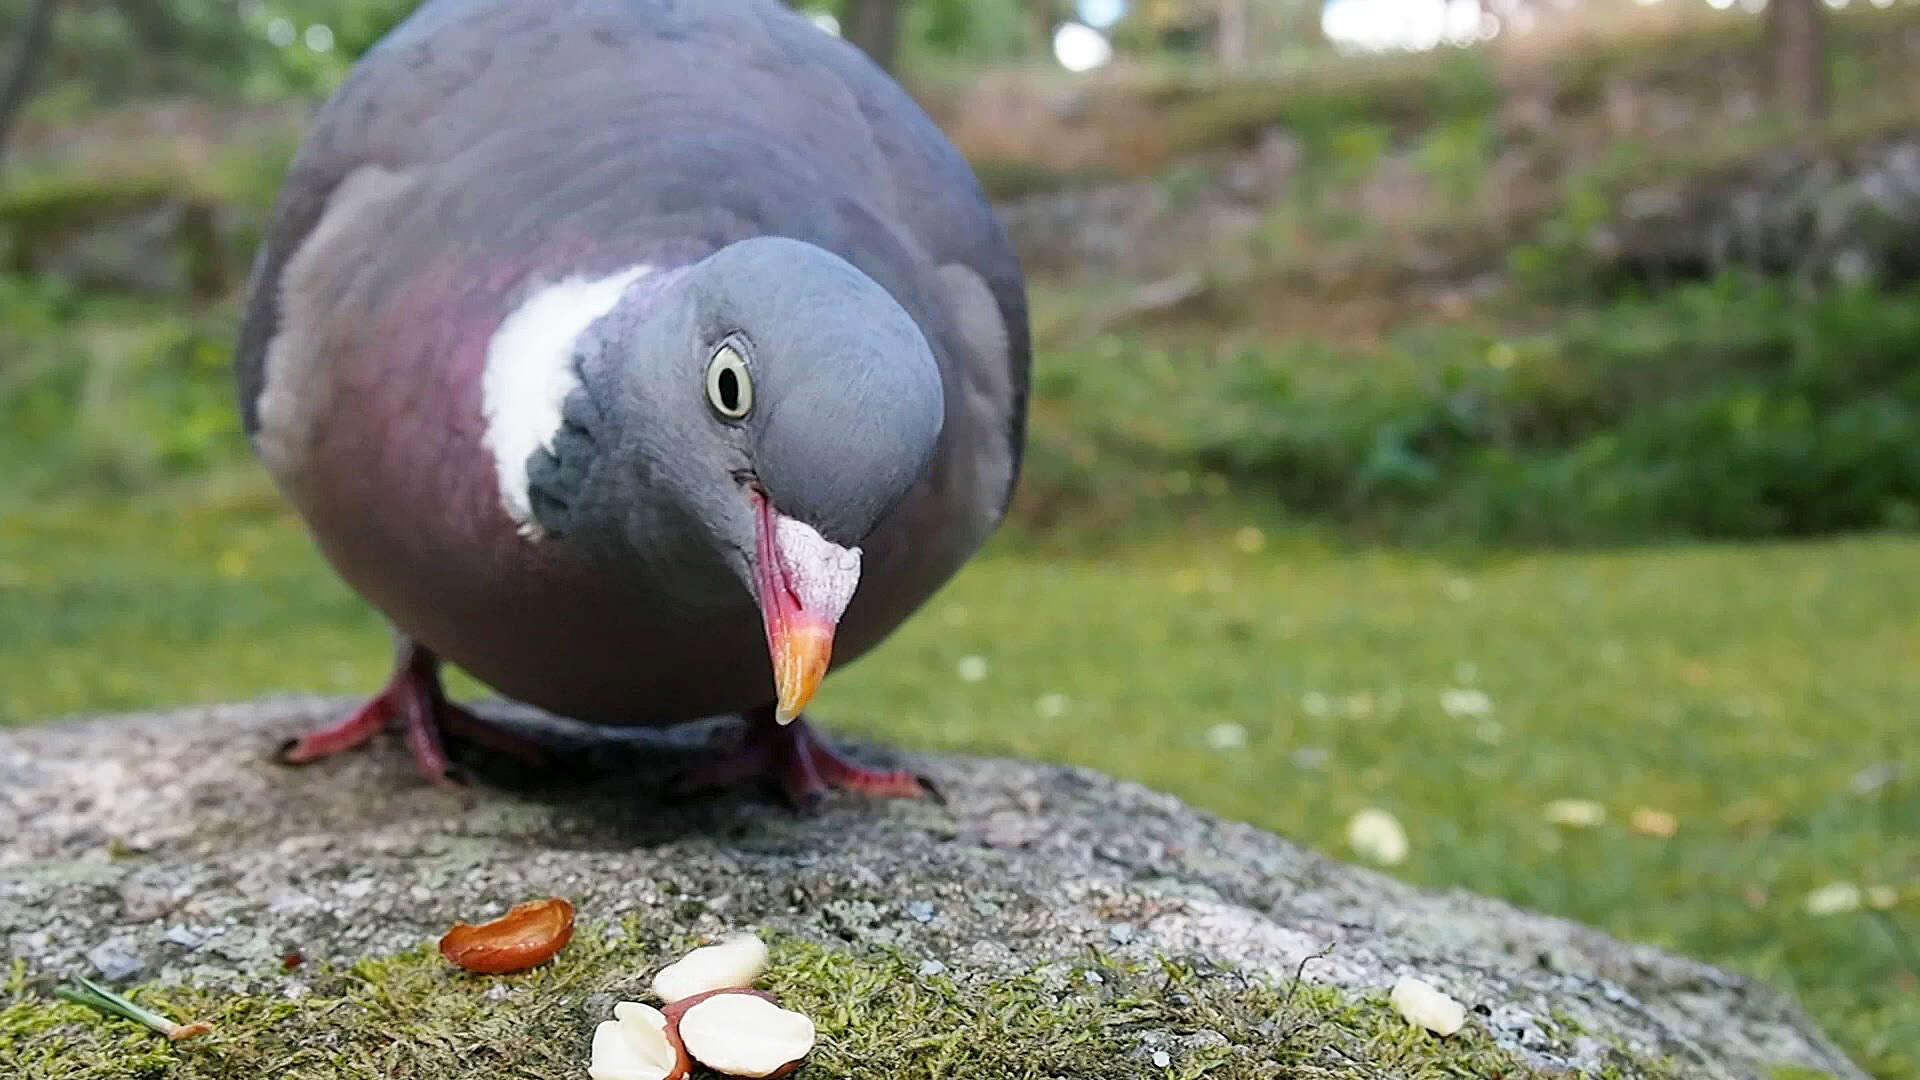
1543;799;1606;829
1390;976;1466;1036
1347;808;1409;866
590;1001;686;1080
1804;882;1862;916
676;991;816;1078
652;934;769;1005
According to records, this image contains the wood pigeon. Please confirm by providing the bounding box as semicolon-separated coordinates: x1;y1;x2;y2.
234;0;1029;806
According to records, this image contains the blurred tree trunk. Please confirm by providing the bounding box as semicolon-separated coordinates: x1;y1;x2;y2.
1027;0;1053;56
846;0;902;73
1766;0;1828;124
111;0;186;52
0;0;58;175
1274;0;1325;51
1217;0;1248;68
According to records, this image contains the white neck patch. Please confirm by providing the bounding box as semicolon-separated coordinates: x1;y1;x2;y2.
480;266;651;538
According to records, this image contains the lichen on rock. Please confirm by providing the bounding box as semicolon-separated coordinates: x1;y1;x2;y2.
0;699;1867;1079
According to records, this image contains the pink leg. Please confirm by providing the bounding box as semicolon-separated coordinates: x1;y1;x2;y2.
674;708;937;810
275;642;547;786
393;671;455;786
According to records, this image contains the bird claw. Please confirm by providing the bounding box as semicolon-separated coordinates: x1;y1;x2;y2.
275;695;389;765
913;774;947;806
674;710;935;810
273;643;547;786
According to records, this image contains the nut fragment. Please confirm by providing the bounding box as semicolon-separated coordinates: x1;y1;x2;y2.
661;987;780;1021
1629;807;1678;838
1543;799;1606;829
591;1001;690;1080
673;990;816;1078
651;933;769;1004
660;988;779;1070
1346;808;1409;866
438;897;575;974
1390;975;1466;1036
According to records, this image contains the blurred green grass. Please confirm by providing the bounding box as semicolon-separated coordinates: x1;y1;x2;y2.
1;492;1915;1076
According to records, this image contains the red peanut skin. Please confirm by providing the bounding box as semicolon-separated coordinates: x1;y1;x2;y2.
438;897;575;974
661;987;780;1019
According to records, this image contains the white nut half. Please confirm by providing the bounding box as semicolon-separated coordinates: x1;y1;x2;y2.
1389;975;1466;1036
651;933;770;1004
675;991;816;1078
590;1001;689;1080
615;1001;670;1029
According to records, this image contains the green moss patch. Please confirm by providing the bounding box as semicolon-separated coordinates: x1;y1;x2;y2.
1;926;1645;1079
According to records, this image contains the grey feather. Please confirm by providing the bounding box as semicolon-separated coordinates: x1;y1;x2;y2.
235;0;1029;727
237;0;1027;495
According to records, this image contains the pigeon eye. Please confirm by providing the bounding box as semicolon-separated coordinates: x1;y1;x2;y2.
706;343;753;420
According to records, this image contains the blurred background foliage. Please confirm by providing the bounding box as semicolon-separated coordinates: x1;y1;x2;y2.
4;0;1919;546
2;0;1917;1075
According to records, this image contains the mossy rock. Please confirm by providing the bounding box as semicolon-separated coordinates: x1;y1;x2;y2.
0;700;1866;1079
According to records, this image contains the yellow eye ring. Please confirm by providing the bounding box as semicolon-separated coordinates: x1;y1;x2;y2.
706;343;753;420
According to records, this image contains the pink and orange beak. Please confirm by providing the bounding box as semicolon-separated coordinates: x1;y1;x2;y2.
750;492;862;724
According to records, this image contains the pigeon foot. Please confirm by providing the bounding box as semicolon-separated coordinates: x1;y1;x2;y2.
275;642;548;786
673;708;938;811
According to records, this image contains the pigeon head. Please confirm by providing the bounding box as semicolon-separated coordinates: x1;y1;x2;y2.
551;237;944;720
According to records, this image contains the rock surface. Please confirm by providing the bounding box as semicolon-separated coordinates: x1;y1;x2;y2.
0;699;1864;1079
